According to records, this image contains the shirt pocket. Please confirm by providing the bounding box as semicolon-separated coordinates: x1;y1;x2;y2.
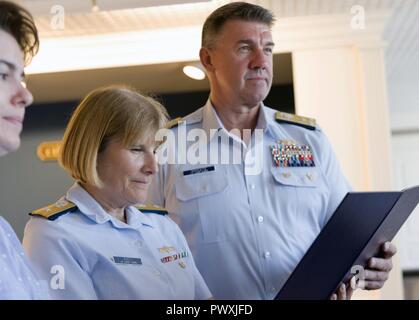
270;167;319;188
175;165;228;201
270;166;326;236
175;165;232;243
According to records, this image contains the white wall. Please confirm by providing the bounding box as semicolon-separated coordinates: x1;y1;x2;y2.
387;55;419;301
389;79;419;133
278;11;404;299
0;130;73;239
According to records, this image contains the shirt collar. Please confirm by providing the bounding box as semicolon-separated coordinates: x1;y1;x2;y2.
202;99;223;139
125;206;154;228
66;182;154;228
202;99;272;143
255;101;269;131
263;104;282;140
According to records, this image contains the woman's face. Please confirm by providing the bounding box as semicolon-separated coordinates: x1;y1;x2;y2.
96;138;158;207
0;30;33;156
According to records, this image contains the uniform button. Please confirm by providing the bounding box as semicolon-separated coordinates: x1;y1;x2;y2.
257;216;264;223
270;287;276;293
264;251;271;259
250;183;256;190
202;186;208;192
153;270;161;277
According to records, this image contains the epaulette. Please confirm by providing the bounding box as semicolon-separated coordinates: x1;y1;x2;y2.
166;117;184;129
30;199;76;221
135;204;168;215
275;111;316;130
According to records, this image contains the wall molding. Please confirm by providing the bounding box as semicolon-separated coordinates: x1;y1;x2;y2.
27;10;392;74
391;112;419;132
274;11;391;52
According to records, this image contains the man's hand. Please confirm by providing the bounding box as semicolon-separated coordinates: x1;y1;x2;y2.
330;282;354;300
362;242;397;290
331;242;397;300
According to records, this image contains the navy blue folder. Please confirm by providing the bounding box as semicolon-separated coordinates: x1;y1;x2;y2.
275;186;419;300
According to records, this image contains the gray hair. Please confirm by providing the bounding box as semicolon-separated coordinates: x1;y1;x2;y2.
201;2;275;49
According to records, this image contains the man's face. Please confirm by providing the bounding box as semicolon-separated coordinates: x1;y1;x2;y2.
207;20;274;108
0;30;33;156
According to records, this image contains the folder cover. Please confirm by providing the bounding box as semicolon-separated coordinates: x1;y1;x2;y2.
275;186;419;300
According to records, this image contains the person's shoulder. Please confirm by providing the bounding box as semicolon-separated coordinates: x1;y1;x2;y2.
264;106;331;148
135;204;179;232
25;199;79;243
166;107;204;131
135;204;168;216
0;215;15;234
29;198;77;221
264;106;319;132
0;216;22;250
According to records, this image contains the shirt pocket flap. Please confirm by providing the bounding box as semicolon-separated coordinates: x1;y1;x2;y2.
271;167;319;188
175;167;228;201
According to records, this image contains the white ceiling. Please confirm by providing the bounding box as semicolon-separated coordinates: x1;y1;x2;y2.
382;0;419;80
20;0;419;111
253;0;419;83
19;0;207;15
22;0;215;37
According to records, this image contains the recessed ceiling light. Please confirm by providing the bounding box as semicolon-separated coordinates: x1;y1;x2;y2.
183;63;205;80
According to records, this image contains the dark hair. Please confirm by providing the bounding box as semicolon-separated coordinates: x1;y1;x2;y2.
202;2;275;49
0;0;39;64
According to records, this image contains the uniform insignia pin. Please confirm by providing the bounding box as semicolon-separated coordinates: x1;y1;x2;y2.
158;246;175;254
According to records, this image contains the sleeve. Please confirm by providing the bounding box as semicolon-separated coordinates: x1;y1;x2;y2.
22;218;98;300
192;260;213;300
168;217;212;300
317;129;352;226
0;216;24;257
0;218;28;299
0;217;50;300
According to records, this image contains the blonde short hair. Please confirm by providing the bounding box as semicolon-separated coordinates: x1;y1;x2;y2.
59;85;168;187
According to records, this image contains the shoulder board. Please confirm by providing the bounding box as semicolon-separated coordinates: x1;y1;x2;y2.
135;204;168;215
30;199;76;221
182;107;203;125
166;117;184;129
275;111;316;130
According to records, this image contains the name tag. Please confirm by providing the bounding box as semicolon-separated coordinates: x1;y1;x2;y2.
112;256;142;265
183;166;215;176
